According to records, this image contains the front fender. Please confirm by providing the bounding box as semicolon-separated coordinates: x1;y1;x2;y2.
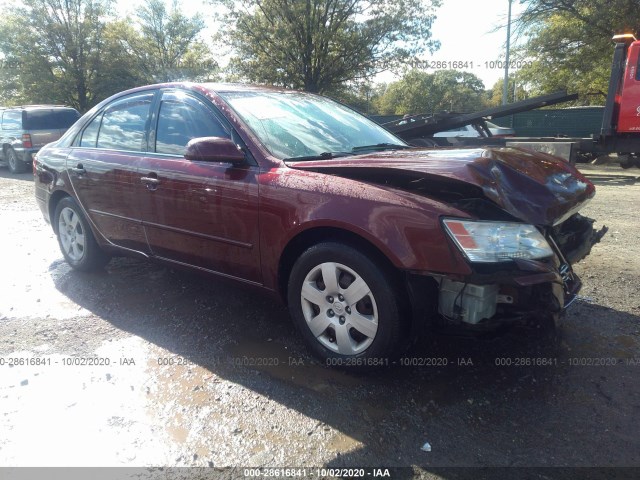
258;167;473;290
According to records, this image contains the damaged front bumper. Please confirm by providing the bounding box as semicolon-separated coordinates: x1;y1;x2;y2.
425;213;607;329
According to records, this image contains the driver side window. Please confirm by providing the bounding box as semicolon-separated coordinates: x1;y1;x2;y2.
155;98;229;156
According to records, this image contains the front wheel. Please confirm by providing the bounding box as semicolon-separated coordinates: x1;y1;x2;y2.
287;242;408;365
54;197;110;271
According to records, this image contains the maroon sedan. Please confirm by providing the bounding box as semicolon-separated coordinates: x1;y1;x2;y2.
34;83;605;363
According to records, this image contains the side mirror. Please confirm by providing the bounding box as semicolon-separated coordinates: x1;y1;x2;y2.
184;137;246;164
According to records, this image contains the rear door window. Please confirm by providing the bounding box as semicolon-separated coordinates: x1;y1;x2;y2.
96;94;154;152
1;111;22;130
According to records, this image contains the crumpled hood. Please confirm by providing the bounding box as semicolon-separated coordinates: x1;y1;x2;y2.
288;147;595;226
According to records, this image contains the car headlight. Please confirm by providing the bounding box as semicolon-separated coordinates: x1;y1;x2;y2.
442;218;554;263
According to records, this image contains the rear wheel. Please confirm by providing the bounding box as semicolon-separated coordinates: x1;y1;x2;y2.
6;147;28;174
54;197;110;271
287;242;408;366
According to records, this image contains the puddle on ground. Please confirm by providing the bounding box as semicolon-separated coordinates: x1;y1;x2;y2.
328;432;363;453
227;338;365;393
614;334;637;349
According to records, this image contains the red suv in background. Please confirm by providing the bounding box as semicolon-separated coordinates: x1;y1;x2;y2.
33;83;606;364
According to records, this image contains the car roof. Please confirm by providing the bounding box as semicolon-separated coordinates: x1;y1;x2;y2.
201;83;298;94
3;105;78;111
119;82;306;97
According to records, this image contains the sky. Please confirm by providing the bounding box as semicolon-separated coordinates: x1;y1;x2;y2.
424;0;528;88
117;0;528;90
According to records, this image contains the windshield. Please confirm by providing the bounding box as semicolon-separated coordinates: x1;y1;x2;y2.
218;91;406;160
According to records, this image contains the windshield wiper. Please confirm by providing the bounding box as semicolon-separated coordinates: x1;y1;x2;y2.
285;144;407;161
284;152;350;162
351;143;410;153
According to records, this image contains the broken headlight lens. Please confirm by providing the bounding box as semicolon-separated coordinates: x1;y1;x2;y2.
442;219;554;263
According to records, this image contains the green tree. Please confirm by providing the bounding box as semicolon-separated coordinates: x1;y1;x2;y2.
118;0;218;82
374;70;487;115
517;0;640;104
92;20;150;98
0;0;218;110
322;81;379;115
0;0;114;111
487;75;530;107
214;0;441;93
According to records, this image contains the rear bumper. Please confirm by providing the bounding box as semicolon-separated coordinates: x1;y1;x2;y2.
8;146;39;163
35;186;50;225
21;148;39;163
33;160;54;225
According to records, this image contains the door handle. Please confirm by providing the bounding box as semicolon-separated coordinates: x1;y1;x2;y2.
71;164;86;174
141;174;160;191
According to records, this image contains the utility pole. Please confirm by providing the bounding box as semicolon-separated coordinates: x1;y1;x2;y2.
502;0;513;105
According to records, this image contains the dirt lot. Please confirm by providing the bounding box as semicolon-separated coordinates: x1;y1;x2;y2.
0;163;639;475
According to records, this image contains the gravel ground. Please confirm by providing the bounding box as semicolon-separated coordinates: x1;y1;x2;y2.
0;163;639;475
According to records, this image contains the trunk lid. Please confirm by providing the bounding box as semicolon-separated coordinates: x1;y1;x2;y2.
29;130;67;148
23;108;80;148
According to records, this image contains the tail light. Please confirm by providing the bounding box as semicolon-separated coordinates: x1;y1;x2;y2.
22;134;32;148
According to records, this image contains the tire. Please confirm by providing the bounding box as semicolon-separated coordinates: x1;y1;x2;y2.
54;197;110;271
6;147;28;174
287;242;409;366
